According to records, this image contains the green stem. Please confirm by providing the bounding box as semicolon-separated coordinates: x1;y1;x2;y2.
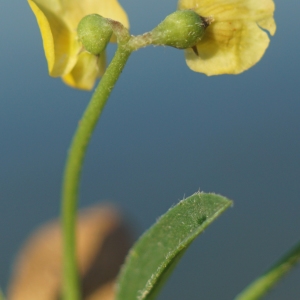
61;45;132;300
234;241;300;300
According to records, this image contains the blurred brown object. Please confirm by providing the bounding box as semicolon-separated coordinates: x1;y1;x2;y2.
8;204;133;300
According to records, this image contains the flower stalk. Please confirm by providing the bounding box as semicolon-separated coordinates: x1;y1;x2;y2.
61;44;132;300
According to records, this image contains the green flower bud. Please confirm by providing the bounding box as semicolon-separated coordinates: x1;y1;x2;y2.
77;14;113;55
151;10;210;49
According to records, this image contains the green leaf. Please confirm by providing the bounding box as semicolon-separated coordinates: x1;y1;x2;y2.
116;192;232;300
234;240;300;300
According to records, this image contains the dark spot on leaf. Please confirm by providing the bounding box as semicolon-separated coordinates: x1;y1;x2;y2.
197;215;207;225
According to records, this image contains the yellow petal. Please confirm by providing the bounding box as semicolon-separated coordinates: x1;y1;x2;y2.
179;0;275;25
65;0;130;43
28;0;129;89
179;0;275;34
28;0;81;77
62;51;105;90
178;0;276;75
29;0;129;35
185;20;270;75
48;0;129;42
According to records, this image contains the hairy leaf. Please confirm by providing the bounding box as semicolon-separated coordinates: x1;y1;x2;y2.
116;192;232;300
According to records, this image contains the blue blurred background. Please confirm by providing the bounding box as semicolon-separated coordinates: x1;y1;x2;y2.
1;0;300;299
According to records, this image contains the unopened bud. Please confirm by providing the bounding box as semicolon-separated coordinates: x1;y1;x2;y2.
151;10;211;49
77;14;113;55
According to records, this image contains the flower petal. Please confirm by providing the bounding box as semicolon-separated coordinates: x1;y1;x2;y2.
179;0;275;34
67;0;130;43
28;0;81;77
178;0;275;29
178;0;275;75
185;20;271;75
28;0;129;89
45;0;129;39
62;51;106;90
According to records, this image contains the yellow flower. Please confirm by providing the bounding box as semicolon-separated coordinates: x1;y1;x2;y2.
28;0;129;90
178;0;276;75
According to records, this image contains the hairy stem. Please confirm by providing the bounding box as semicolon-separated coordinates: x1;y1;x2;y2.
61;45;132;300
